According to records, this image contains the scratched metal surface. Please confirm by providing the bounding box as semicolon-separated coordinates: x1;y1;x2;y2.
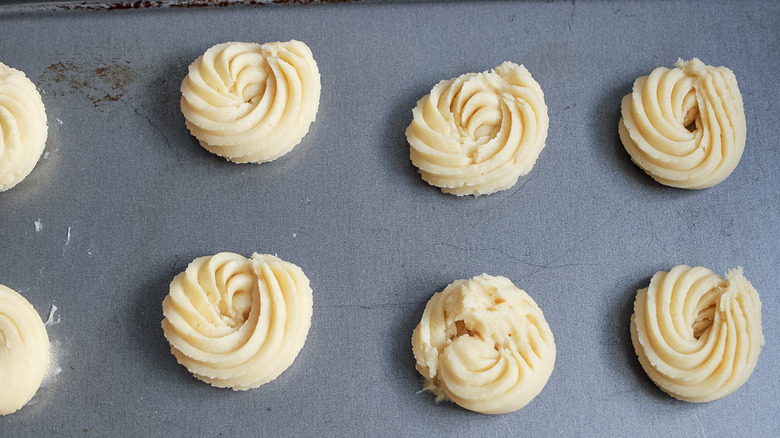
0;1;778;436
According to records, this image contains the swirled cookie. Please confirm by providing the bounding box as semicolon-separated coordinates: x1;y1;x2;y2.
411;274;556;414
0;284;50;415
181;40;321;163
0;63;48;192
406;62;549;196
630;266;764;402
162;252;313;390
619;59;746;189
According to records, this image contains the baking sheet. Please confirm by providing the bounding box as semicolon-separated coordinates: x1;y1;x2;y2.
1;1;778;436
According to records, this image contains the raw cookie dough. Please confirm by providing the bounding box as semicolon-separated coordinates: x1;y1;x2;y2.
0;284;50;415
162;252;313;390
0;63;48;192
630;266;764;402
406;62;549;196
181;40;321;163
618;59;746;189
411;274;556;414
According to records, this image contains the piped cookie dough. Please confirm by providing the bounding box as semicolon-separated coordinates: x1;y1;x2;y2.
630;265;764;402
0;284;50;415
411;274;556;414
0;63;48;192
406;62;549;196
180;40;321;163
618;59;746;189
162;252;313;390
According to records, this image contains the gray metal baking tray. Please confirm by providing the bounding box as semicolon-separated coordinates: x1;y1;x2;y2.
1;1;778;436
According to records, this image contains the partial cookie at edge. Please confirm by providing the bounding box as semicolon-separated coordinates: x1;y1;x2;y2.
0;62;48;192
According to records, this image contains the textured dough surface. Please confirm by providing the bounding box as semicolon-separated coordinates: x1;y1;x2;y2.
618;58;746;189
412;274;556;414
162;252;313;390
0;284;50;415
0;63;48;192
181;40;321;163
630;265;763;402
406;62;549;196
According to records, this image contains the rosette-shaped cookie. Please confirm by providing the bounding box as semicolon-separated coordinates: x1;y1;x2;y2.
180;40;321;163
618;59;746;189
406;62;549;196
0;284;50;415
162;252;313;390
412;274;556;414
0;63;48;192
630;266;764;402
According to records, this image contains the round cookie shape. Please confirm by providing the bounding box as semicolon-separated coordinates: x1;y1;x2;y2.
618;58;746;189
630;265;764;402
0;284;50;415
0;63;48;192
411;274;556;414
406;62;549;196
162;252;313;390
180;40;321;163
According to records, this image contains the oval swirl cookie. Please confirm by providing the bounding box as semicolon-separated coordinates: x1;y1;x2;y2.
162;252;313;390
181;40;321;163
412;274;556;414
618;59;746;189
406;62;549;196
630;266;764;402
0;63;48;192
0;284;50;415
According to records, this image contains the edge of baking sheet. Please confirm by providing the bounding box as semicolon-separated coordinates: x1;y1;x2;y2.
0;0;420;13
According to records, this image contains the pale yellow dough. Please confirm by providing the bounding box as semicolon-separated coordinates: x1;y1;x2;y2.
162;252;313;390
0;63;48;192
411;274;556;414
406;62;549;196
619;59;746;189
181;40;321;163
0;284;50;415
631;266;763;402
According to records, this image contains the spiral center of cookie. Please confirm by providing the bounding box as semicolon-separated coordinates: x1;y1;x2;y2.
229;288;252;325
456;90;501;143
691;293;717;339
453;320;478;338
239;81;265;104
217;273;254;327
231;62;267;104
681;88;699;133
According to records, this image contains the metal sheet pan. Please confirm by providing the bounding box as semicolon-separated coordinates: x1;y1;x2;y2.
1;1;778;436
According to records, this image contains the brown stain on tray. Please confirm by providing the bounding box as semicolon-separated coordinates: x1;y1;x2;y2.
42;59;137;108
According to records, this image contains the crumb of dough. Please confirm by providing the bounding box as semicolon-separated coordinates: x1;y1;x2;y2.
0;284;51;415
